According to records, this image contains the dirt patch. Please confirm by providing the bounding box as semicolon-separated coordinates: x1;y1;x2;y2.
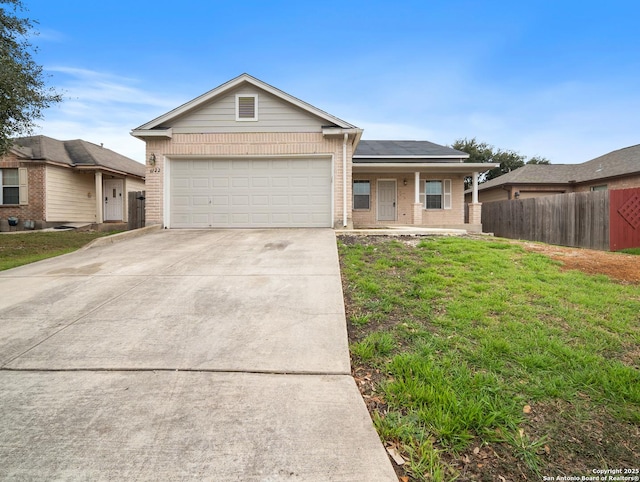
519;241;640;283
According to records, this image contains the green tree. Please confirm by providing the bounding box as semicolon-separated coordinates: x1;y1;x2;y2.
451;138;551;189
0;0;61;155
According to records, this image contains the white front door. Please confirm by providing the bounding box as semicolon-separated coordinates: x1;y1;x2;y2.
377;180;396;221
103;179;124;221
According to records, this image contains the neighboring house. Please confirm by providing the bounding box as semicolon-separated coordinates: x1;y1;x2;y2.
466;144;640;203
0;135;146;230
131;73;496;231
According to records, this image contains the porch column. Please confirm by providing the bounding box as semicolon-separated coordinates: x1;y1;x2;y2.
412;171;422;225
95;171;103;224
468;171;482;229
472;171;479;204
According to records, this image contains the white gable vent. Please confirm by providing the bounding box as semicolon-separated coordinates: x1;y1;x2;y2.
236;94;258;121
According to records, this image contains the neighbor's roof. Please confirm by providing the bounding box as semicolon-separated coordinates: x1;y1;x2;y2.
132;73;359;135
477;144;640;191
354;140;469;161
11;135;146;178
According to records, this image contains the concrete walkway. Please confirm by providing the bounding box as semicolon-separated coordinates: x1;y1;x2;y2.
0;229;397;481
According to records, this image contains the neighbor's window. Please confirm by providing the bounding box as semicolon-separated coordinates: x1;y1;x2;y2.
353;180;371;209
591;184;607;192
0;168;19;205
236;94;258;121
424;179;452;209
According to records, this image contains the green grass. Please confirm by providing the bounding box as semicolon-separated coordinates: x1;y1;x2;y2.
620;247;640;255
0;231;114;270
338;236;640;480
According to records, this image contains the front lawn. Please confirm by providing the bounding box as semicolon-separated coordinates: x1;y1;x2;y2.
0;231;113;271
338;235;640;481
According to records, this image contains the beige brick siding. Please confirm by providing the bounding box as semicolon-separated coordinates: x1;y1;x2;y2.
144;132;352;227
0;152;46;228
476;175;640;203
352;173;466;227
574;175;640;192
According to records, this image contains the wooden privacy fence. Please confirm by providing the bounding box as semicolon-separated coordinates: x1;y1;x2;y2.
480;189;640;251
482;191;609;250
127;191;146;230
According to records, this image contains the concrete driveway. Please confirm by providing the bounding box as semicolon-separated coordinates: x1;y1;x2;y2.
0;229;397;481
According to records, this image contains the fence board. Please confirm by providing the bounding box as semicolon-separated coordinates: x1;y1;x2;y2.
480;191;609;250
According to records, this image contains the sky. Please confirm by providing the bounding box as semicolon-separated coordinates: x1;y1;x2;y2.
16;0;640;165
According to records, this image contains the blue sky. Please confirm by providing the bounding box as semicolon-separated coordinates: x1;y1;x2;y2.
21;0;640;164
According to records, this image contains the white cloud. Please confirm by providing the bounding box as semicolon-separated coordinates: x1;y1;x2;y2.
35;67;183;161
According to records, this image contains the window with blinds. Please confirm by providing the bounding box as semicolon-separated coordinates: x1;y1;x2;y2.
0;168;19;205
353;180;371;209
424;179;452;210
236;94;258;121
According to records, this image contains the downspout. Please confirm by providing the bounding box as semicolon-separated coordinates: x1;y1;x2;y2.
343;132;348;227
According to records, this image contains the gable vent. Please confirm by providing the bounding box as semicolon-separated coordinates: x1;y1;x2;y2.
236;94;258;121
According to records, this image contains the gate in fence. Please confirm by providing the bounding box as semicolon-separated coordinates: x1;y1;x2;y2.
610;188;640;251
128;191;146;230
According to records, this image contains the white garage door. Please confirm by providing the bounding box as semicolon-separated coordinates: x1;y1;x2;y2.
169;158;332;228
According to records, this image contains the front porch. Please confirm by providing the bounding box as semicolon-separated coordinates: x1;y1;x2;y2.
350;170;484;232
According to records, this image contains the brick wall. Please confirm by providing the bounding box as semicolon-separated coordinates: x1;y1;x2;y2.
0;152;46;229
143;132;352;227
574;174;640;192
352;173;466;227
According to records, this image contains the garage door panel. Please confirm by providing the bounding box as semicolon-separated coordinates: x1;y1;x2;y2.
212;195;229;205
251;195;269;206
170;158;331;228
271;177;289;188
252;177;269;188
231;195;250;206
211;177;229;187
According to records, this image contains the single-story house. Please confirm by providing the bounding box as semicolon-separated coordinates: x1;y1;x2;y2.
0;135;146;230
466;144;640;203
131;73;497;230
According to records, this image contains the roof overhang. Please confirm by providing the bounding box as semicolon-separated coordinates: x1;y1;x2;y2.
353;162;500;174
73;164;145;179
130;128;173;140
354;155;468;160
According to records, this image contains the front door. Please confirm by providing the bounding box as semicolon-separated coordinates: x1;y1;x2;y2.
103;179;124;221
377;180;396;221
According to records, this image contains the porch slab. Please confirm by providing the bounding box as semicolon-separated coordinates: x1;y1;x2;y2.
336;226;469;236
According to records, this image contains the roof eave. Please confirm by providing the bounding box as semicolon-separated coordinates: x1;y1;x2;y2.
354;155;469;160
353;162;500;173
131;128;173;140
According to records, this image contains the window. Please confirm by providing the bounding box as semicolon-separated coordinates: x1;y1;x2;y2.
0;168;19;205
236;94;258;121
424;179;452;210
591;184;607;192
353;180;370;209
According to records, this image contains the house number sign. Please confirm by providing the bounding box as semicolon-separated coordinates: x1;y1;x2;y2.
149;167;161;173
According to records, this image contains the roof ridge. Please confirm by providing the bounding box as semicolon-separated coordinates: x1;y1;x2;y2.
63;139;95;165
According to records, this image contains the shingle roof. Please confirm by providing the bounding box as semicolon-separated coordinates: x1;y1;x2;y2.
12;135;145;178
478;144;640;191
354;140;468;159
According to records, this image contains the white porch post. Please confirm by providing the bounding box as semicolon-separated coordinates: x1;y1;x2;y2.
472;171;479;204
412;171;422;225
95;171;103;224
